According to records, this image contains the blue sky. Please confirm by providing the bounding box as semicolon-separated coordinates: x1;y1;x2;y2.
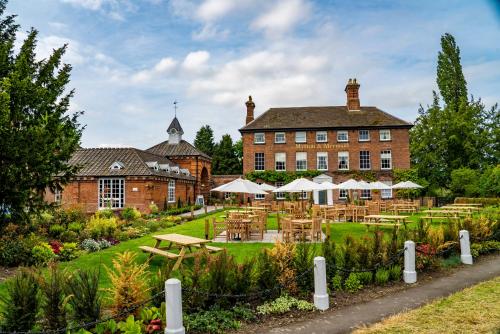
8;0;500;148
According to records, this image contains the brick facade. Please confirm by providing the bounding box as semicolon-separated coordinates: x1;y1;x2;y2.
168;155;212;201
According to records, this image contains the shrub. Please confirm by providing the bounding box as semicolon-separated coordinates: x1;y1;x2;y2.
121;207;142;221
293;242;314;294
68;222;84;233
151;264;174;308
450;168;480;197
97;239;112;250
86;214;117;239
322;237;337;279
234;259;255;298
40;263;68;331
344;273;363;292
0;234;41;266
106;251;150;316
32;243;56;266
149;202;159;214
256;294;314;315
357;271;373;285
146;220;161;233
389;265;401;281
184;307;248;334
470;240;500;257
59;242;79;261
97;209;115;219
0;269;40;332
331;274;342;291
255;250;279;298
65;269;102;324
269;241;297;294
81;238;101;252
49;224;65;238
375;268;390;285
203;251;238;306
60;230;79;242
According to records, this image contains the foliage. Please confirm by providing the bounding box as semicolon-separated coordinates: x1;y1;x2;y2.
65;269;102;324
121;207;141;221
184;306;254;334
0;232;41;266
212;134;242;175
344;273;363;292
374;268;390;285
470;241;500;258
149;202;159;215
255;250;279;298
160;205;202;216
49;224;66;238
293;242;314;294
40;263;68;331
0;0;83;227
68;222;84;233
357;272;373;285
81;238;102;252
450;168;480;197
389;265;401;281
194;125;215;157
256;294;314;315
31;242;56;265
0;268;40;331
86;214;117;239
106;251;150;316
477;165;500;197
392;168;429;198
245;170;322;183
150;264;173;308
59;242;79;261
116;315;143;333
269;241;297;294
331;274;343;291
454;197;500;206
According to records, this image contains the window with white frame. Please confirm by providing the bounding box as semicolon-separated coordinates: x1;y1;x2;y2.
339;189;348;199
298;191;308;199
224;192;231;200
254;132;265;144
54;188;62;205
275;152;286;171
359;151;371;170
275;182;285;200
275;132;286;143
296;152;307;171
381;180;393;199
381;150;392;170
295;131;306;143
337;131;348;142
255;182;265;200
168;179;176;203
254;152;265;171
359;129;370;141
361;189;371;199
379;129;391;141
316;131;327;143
317;152;328;170
99;178;124;209
338;151;349;170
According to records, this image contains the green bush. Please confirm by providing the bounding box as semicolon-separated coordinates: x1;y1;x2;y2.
32;243;56;266
389;265;401;281
357;271;373;285
149;202;159;214
344;273;363;292
146;220;161;232
450;168;480;197
81;239;101;252
40;263;68;331
454;197;500;206
0;234;41;266
375;268;390;285
97;209;114;219
331;274;343;291
59;243;79;261
121;207;141;221
68;222;83;233
184;307;253;334
0;269;40;332
65;269;102;324
86;214;117;238
255;251;279;298
256;294;314;315
49;224;65;238
293;242;313;294
478;165;500;197
60;230;78;242
470;240;500;257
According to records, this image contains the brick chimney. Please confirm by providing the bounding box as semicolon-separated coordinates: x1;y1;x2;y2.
245;95;255;124
345;78;360;111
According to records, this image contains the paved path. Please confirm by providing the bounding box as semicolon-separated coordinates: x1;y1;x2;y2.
266;255;500;334
179;205;218;218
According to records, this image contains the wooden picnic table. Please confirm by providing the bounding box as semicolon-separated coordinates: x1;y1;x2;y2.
450;203;482;207
291;219;313;239
391;203;418;215
363;214;408;228
440;206;480;212
421;209;468;222
140;233;222;270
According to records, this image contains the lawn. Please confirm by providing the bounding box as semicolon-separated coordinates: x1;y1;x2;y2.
353;276;500;334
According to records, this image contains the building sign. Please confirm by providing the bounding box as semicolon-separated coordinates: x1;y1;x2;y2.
295;143;349;150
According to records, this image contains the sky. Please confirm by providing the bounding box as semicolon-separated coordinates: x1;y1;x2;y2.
8;0;500;149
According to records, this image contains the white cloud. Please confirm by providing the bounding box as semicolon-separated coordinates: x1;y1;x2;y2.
196;0;236;22
131;57;177;83
37;35;86;64
60;0;137;20
192;23;229;41
182;51;210;73
61;0;105;11
252;0;311;37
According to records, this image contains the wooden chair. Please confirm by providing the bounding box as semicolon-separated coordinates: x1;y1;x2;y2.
248;215;264;241
281;217;292;243
212;218;228;242
367;202;380;215
226;219;247;241
311;218;322;241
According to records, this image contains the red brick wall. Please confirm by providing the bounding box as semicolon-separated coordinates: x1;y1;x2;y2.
168;156;212;201
242;128;410;176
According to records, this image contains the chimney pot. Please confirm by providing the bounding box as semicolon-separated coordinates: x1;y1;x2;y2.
345;78;360;111
245;95;255;125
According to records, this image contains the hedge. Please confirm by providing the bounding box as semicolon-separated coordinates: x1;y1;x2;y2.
454;197;500;206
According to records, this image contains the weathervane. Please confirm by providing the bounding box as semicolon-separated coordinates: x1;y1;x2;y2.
173;100;179;117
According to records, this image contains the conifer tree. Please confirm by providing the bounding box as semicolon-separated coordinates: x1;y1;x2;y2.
194;125;215;157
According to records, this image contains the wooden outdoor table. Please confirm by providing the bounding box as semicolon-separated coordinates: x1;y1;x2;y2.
140;233;221;270
391;203;418;215
450;203;482;207
291;219;313;240
421;209;468;222
363;214;408;228
441;206;480;211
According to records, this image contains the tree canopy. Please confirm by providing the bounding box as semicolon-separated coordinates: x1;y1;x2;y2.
0;0;83;224
410;33;499;192
211;134;242;175
194;125;215;157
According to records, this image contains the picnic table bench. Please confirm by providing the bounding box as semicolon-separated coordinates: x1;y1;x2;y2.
363;214;408;229
421;210;464;223
140;233;222;270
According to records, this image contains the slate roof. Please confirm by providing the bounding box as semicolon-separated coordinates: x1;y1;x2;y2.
146;140;211;160
239;106;412;132
68;148;195;180
167;117;184;134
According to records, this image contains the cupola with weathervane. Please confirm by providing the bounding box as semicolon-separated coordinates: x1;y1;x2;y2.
167;116;184;144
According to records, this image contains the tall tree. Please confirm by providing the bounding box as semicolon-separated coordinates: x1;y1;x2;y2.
0;0;83;225
194;125;215;157
410;33;498;191
212;134;242;175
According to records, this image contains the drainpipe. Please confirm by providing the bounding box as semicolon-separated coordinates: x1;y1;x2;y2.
195;156;199;202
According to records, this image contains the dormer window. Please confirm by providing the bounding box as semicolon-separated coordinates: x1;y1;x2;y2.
146;161;160;170
110;161;124;170
171;166;180;174
159;164;171;172
180;168;190;176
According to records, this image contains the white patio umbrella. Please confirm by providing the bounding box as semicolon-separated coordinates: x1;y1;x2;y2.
273;177;323;193
258;183;277;191
337;179;365;190
211;178;268;195
318;181;338;190
368;181;391;190
392;181;423;189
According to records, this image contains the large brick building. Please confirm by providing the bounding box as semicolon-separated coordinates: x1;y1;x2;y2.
239;79;412;201
46;117;211;213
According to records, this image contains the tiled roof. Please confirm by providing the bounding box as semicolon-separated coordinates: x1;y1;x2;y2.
167;117;184;134
240;106;412;132
146;140;211;160
68;148;195;180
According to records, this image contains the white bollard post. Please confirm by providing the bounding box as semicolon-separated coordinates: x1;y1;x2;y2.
313;256;329;311
403;240;417;284
459;230;473;265
165;279;185;334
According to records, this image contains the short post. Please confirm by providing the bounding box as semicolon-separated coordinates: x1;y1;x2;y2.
403;240;417;284
165;278;185;334
325;219;331;239
190;206;194;219
313;256;329;311
204;205;208;214
214;203;217;210
204;219;209;240
459;230;473;265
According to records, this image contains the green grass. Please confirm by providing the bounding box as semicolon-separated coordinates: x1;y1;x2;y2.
354;276;500;334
